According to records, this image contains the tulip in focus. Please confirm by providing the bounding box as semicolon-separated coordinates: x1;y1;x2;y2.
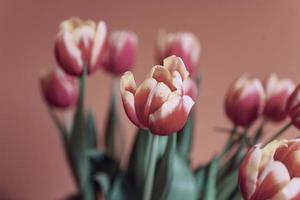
102;30;138;75
263;74;295;122
286;84;300;129
40;68;78;108
120;55;195;135
156;31;200;75
55;17;107;76
225;75;265;127
239;139;300;200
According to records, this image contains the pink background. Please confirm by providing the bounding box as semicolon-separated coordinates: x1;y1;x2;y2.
1;0;300;199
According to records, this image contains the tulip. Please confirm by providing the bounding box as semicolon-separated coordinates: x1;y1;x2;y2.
156;31;200;75
120;55;195;135
263;74;295;122
286;84;300;129
102;30;138;75
225;75;265;127
238;139;300;200
55;17;107;76
40;68;78;108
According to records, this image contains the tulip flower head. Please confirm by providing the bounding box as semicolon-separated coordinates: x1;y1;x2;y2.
157;31;200;75
55;17;107;76
40;68;78;108
120;55;195;136
102;30;138;75
264;74;295;122
225;75;265;127
286;84;300;129
239;139;300;200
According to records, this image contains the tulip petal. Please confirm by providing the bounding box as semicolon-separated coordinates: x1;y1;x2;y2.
120;71;136;94
163;55;189;81
239;146;262;200
134;78;157;127
55;31;83;75
146;82;172;116
183;79;198;101
90;21;107;70
251;161;290;200
121;90;143;128
148;94;194;135
148;65;175;90
272;178;300;200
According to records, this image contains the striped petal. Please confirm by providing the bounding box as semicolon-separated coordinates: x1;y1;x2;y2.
55;31;83;76
271;178;300;200
90;21;107;71
148;94;194;135
134;78;157;127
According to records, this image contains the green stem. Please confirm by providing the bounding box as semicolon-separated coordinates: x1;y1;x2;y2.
252;119;267;145
218;126;237;161
265;122;292;145
143;135;159;200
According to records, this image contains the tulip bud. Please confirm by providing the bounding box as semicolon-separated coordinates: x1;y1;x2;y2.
264;74;295;122
55;17;107;76
120;55;195;136
239;139;300;200
156;31;200;75
102;30;138;75
225;75;265;127
286;84;300;129
40;68;78;108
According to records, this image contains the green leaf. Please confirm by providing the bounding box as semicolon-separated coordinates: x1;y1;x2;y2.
68;65;95;200
94;172;110;196
108;175;136;200
177;111;194;162
86;111;97;149
151;135;197;200
127;129;152;199
194;166;206;198
217;169;239;200
203;157;218;200
104;86;121;158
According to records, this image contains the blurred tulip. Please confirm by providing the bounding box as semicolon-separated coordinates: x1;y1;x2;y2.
40;68;78;108
120;55;195;135
286;84;300;129
239;139;300;200
156;31;200;75
102;30;138;75
263;74;295;122
225;75;265;127
55;17;107;76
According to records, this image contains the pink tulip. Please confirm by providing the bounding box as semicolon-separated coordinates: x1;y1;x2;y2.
55;17;107;76
225;75;265;127
264;74;295;122
120;55;195;136
102;30;138;75
239;139;300;200
286;84;300;129
156;31;200;75
40;68;78;108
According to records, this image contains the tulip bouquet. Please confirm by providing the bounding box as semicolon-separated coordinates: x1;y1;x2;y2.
40;17;300;200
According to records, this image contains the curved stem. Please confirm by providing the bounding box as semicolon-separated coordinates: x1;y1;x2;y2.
265;122;292;145
143;135;159;200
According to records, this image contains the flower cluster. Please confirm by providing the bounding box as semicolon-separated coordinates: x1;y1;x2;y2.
41;17;138;108
225;73;297;128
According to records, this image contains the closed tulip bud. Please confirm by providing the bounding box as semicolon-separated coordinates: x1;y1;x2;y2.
157;31;200;75
264;74;295;122
102;30;138;75
286;84;300;129
239;139;300;200
55;17;107;76
225;75;265;127
120;55;195;136
40;68;78;108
